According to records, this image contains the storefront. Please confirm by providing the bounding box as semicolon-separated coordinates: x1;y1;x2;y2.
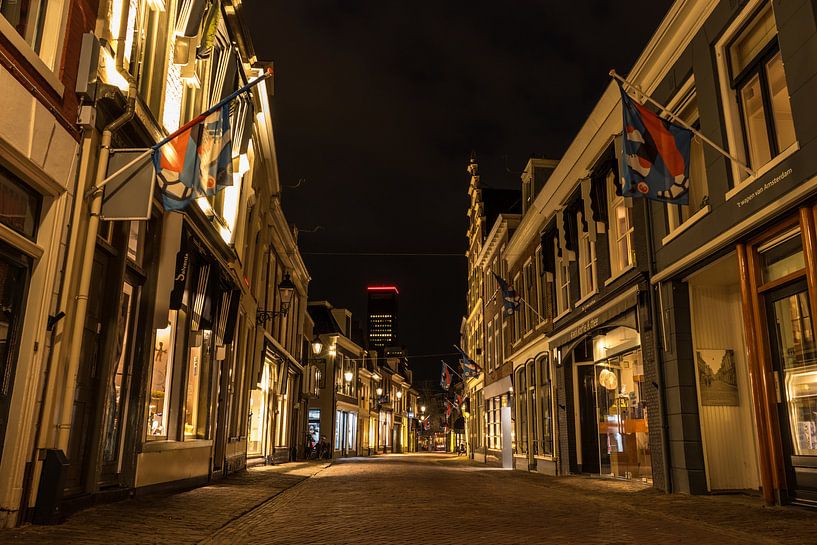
137;222;240;489
735;209;817;504
552;287;658;484
334;407;357;457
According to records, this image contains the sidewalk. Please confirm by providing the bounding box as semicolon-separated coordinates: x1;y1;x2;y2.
3;461;330;544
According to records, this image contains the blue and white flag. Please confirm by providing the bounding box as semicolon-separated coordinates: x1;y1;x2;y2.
155;104;233;211
454;345;481;379
493;273;520;317
619;84;693;204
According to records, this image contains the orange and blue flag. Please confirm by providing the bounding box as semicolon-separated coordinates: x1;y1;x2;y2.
619;84;693;204
154;104;233;211
440;361;452;391
493;273;520;316
455;345;481;379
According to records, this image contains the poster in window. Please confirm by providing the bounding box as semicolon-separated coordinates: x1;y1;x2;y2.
697;349;739;406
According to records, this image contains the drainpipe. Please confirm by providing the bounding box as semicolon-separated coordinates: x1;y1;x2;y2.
55;85;137;453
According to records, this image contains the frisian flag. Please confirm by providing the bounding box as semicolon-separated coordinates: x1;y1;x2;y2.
454;345;482;379
154;104;233;211
492;273;520;316
440;361;452;391
618;84;693;204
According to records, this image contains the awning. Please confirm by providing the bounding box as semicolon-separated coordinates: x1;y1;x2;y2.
483;375;512;399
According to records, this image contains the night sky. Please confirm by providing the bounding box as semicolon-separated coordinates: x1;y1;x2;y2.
245;1;673;382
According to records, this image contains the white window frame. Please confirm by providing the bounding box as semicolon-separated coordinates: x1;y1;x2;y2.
0;0;69;93
534;246;543;323
663;77;711;234
715;0;799;194
554;238;570;315
607;171;635;277
577;210;597;298
486;319;493;371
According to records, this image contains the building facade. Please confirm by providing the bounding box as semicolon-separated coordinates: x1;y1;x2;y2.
0;0;310;527
367;285;398;353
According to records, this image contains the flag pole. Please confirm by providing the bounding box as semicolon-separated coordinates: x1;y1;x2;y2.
442;360;464;380
609;70;755;177
91;69;274;197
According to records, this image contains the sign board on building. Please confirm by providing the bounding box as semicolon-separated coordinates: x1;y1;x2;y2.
101;149;155;220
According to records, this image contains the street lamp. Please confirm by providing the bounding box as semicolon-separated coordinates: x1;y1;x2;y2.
396;390;402;399
344;370;354;382
256;273;296;325
421;405;426;413
311;335;323;356
376;386;383;396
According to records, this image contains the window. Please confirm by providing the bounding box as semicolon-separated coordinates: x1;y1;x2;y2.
534;246;543;323
554;238;570;315
516;368;527;454
577;210;597;297
487;396;502;450
486;320;493;371
536;356;553;456
0;166;41;241
148;311;178;440
184;329;213;439
723;2;795;180
666;85;709;231
493;315;500;369
607;171;634;276
0;0;66;68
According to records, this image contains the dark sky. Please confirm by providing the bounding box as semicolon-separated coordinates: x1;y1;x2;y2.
245;1;672;382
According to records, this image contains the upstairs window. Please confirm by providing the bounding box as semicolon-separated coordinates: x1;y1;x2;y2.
721;1;795;181
554;238;570;316
577;210;597;297
607;171;634;276
666;84;709;231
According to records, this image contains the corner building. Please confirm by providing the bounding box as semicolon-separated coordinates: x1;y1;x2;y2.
641;0;817;506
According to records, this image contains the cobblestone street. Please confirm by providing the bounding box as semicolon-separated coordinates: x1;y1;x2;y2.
5;453;817;544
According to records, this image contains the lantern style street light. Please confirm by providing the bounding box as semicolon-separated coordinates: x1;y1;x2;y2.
396;390;402;399
311;335;323;356
344;370;354;382
376;386;383;396
420;405;426;413
256;272;296;325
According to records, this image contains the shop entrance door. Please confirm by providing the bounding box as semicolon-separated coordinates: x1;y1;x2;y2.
99;278;140;485
577;364;600;474
766;279;817;502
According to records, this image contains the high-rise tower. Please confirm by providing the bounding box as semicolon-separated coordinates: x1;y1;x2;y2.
367;286;399;352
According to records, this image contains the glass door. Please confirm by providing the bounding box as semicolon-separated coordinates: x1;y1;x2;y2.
595;350;651;482
100;279;140;483
766;279;817;501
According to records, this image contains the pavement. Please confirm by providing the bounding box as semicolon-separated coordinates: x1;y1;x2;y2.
4;453;817;544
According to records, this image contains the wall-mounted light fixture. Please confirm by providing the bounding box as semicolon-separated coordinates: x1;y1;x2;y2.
256;273;295;326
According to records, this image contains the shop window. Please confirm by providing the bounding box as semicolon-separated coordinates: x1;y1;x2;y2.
666;85;709;231
0;166;41;241
516;368;528;454
0;246;30;463
577;210;597;297
148;311;179;440
595;350;651;482
722;2;795;181
184;329;213;439
758;229;804;284
536;356;553;456
607;171;634;276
